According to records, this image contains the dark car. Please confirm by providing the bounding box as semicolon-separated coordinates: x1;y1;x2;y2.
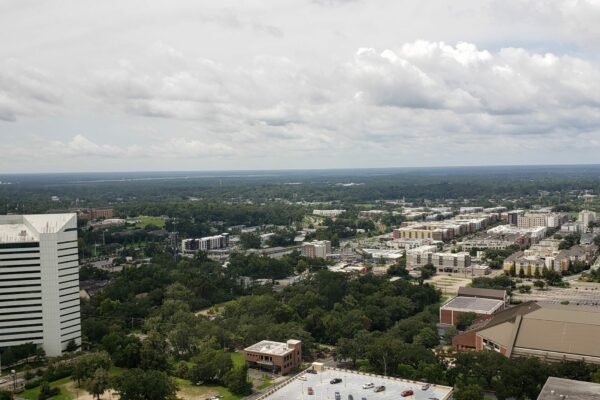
374;386;385;392
330;378;342;384
401;389;414;397
335;392;341;400
308;387;314;395
306;369;317;374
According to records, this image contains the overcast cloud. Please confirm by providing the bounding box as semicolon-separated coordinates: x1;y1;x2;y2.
1;0;600;172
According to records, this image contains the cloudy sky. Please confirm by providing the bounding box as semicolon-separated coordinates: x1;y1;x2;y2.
2;0;600;173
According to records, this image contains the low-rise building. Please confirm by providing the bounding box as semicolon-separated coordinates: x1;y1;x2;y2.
244;339;302;375
312;209;346;218
407;250;471;272
439;296;505;326
181;233;230;254
454;302;600;364
457;287;509;306
537;377;600;400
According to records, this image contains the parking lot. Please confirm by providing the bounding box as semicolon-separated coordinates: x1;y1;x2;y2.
261;368;452;400
513;282;600;306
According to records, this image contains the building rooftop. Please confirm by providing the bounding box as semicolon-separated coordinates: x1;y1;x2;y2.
244;340;294;356
458;287;507;300
0;214;75;243
259;367;453;400
442;296;505;314
478;303;600;360
537;377;600;400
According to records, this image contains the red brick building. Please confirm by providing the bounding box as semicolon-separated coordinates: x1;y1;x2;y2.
244;339;302;375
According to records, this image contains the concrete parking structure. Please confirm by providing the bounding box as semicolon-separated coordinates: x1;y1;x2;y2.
256;366;452;400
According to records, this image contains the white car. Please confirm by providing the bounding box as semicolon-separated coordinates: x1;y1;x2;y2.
298;375;307;381
362;383;374;389
0;379;7;384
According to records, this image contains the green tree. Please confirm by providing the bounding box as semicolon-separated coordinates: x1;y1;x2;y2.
455;384;484;400
224;366;252;396
140;332;169;371
239;233;261;249
72;352;112;387
113;369;177;400
38;382;60;400
0;391;13;400
413;327;439;348
86;368;109;400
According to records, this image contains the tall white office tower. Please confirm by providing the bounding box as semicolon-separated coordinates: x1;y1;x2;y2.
0;214;81;356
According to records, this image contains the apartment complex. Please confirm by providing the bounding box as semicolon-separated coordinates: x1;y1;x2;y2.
453;302;600;364
0;214;81;357
406;247;471;272
503;242;597;274
244;339;302;375
578;210;597;230
393;214;498;242
516;212;567;229
312;209;346;218
301;240;331;258
181;233;230;254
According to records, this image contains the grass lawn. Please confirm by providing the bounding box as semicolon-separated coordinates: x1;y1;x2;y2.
20;377;74;400
256;379;273;390
131;216;166;229
174;378;241;400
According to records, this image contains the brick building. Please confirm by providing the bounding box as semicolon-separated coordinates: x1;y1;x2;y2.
244;339;302;375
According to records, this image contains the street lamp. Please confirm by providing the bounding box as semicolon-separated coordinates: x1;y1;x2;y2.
11;369;16;392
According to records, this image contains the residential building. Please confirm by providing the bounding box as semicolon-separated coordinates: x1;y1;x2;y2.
517;212;567;229
181;233;230;254
454;302;600;364
507;210;525;225
407;249;471;272
0;214;81;356
302;240;331;258
244;339;302;375
537;377;600;400
439;296;505;326
503;244;598;274
312;209;346;218
578;210;597;230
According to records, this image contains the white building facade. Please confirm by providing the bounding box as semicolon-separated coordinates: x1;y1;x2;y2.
0;214;81;356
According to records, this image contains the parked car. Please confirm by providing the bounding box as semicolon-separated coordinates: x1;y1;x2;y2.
401;389;414;397
348;395;354;400
335;392;341;400
298;375;307;381
374;386;385;392
361;397;367;400
421;383;431;390
330;378;343;384
306;369;317;374
362;383;374;389
308;387;314;395
0;379;6;384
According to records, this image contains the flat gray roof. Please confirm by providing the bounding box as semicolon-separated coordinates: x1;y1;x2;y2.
244;340;293;356
442;296;504;314
260;368;453;400
537;377;600;400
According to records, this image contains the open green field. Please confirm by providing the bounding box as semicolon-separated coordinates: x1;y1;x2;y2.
130;216;166;229
20;377;74;400
174;378;241;400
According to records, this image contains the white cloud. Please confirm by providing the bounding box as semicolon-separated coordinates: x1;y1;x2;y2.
0;60;61;121
2;0;600;171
